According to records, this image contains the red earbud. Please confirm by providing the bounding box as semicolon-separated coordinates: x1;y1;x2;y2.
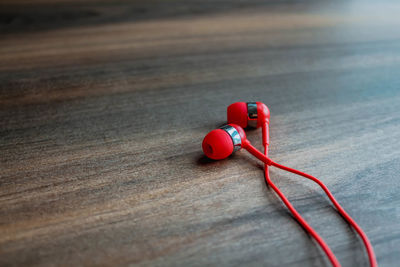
202;123;271;163
227;102;270;147
202;124;246;160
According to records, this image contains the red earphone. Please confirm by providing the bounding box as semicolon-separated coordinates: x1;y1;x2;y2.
227;102;270;147
202;103;377;267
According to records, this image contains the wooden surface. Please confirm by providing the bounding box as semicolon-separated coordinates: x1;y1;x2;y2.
1;1;400;266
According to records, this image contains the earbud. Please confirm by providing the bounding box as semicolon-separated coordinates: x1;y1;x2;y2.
202;123;271;165
202;124;246;160
227;102;270;146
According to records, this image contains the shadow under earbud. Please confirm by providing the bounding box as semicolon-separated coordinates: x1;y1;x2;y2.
196;153;242;166
196;154;216;165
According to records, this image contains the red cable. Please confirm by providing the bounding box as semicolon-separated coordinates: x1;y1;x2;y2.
269;160;377;267
244;140;376;267
263;144;341;267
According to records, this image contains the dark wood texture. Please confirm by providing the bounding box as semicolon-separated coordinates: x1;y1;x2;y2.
1;1;400;266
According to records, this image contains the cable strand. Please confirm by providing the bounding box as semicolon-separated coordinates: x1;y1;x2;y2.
269;160;377;267
263;145;341;267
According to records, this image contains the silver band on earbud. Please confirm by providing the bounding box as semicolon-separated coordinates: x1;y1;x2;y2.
247;102;258;128
220;125;242;152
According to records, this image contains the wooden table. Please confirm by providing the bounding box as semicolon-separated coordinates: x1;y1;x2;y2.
1;1;400;266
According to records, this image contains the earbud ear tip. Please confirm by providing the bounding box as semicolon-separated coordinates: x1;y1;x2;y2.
202;129;234;160
227;102;248;128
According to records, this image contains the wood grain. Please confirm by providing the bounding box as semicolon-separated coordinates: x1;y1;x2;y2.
1;1;400;266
